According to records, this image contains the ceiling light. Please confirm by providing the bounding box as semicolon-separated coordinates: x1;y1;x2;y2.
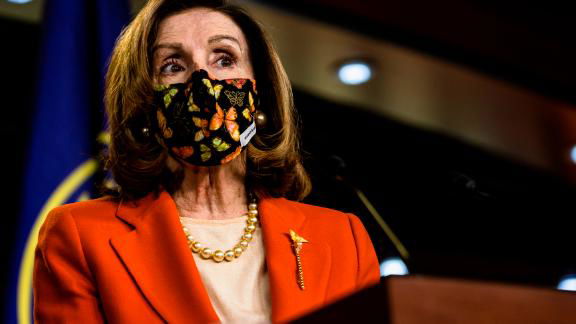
337;61;372;85
7;0;33;3
379;257;409;277
557;274;576;291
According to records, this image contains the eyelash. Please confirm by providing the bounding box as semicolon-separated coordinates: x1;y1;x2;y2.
159;52;237;75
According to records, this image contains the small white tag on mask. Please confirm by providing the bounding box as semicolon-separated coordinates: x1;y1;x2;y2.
240;121;256;147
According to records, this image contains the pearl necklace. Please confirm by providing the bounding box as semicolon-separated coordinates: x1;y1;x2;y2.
179;199;259;263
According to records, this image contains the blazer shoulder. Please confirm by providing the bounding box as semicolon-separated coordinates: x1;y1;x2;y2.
278;198;352;226
46;195;121;226
277;198;376;245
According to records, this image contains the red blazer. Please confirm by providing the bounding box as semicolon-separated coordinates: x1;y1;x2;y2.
33;189;381;323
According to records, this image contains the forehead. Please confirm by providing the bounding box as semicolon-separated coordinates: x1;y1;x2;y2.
155;8;246;48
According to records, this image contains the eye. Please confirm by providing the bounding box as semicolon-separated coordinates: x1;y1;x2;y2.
159;58;185;75
215;52;237;69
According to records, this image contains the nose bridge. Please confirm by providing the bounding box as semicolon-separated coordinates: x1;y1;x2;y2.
190;59;203;72
185;65;201;83
187;45;216;79
188;60;202;76
189;56;212;79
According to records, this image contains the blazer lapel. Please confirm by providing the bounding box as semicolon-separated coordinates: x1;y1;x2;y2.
109;189;332;323
259;197;332;322
110;190;219;323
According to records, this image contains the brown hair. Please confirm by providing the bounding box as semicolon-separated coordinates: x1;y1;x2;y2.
101;0;311;202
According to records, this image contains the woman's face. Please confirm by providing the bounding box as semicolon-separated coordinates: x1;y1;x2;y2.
152;7;254;85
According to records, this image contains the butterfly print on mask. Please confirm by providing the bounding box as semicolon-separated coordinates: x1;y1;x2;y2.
153;69;259;166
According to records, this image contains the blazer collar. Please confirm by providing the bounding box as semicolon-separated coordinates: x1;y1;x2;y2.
110;189;331;323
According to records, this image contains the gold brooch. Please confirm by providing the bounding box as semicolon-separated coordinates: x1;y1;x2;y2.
289;229;309;290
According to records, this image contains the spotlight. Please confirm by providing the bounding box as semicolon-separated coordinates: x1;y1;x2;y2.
337;61;372;85
570;146;576;164
557;274;576;291
379;257;409;277
7;0;33;4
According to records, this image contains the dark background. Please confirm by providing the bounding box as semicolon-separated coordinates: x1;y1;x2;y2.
266;0;576;288
259;0;576;104
2;1;576;305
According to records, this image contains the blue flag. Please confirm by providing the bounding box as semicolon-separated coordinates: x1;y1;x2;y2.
5;0;130;323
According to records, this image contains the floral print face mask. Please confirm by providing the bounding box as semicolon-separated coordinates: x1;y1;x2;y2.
154;69;258;166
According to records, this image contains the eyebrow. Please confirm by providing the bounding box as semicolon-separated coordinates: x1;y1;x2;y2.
152;34;242;56
208;34;241;49
152;42;183;55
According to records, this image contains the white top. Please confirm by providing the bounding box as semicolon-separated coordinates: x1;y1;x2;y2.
179;215;272;324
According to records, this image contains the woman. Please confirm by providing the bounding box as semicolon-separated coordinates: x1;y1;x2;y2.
33;0;380;323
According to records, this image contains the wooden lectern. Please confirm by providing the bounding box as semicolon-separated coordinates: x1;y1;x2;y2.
293;275;576;323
